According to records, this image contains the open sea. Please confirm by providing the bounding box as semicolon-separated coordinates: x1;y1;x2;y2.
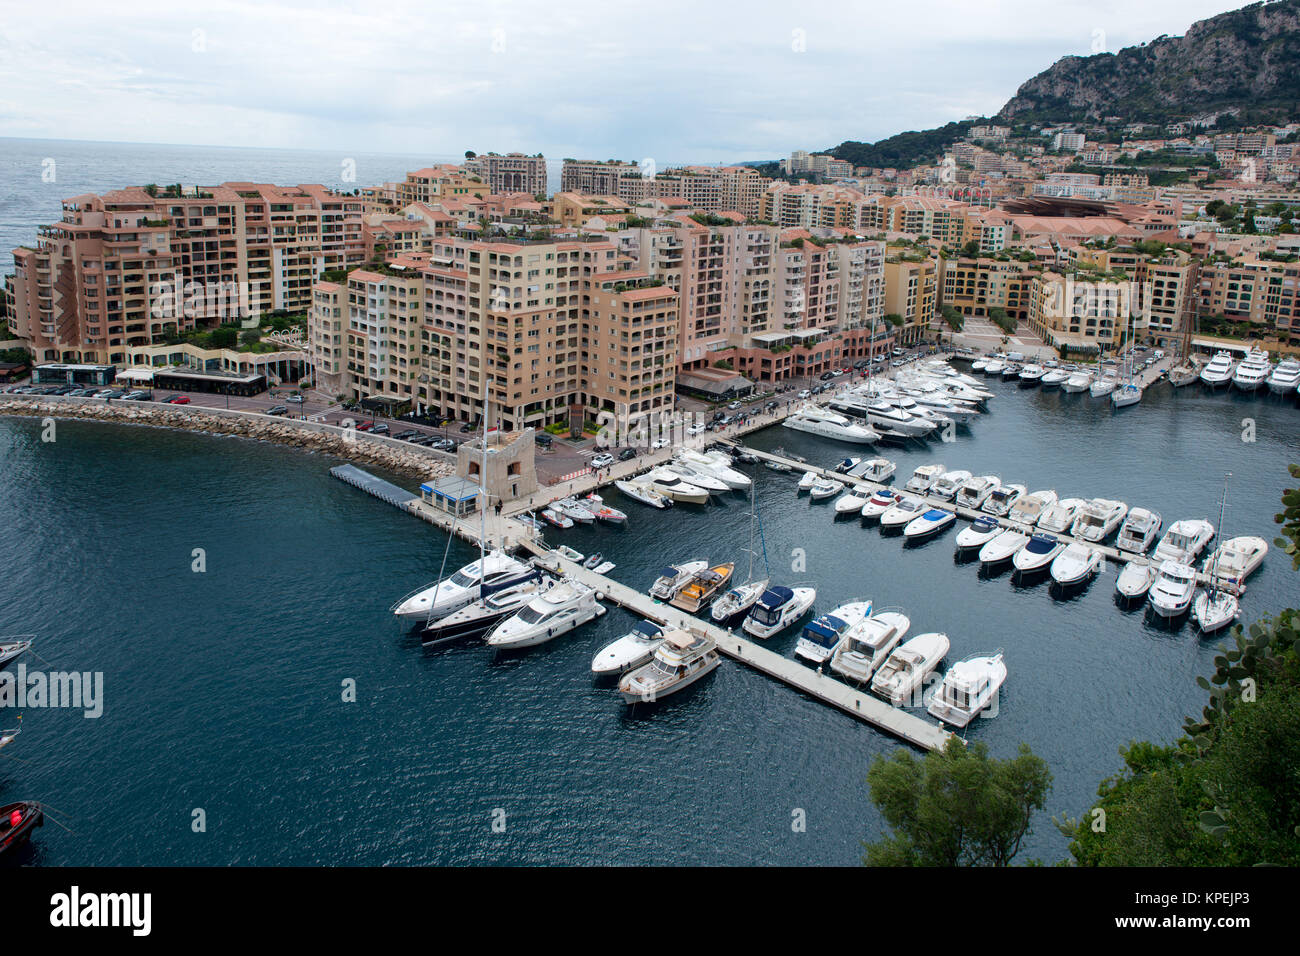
1;373;1296;866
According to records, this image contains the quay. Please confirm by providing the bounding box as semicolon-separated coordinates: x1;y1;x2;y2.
519;538;956;752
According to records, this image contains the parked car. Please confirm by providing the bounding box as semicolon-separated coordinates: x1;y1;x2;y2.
459;422;475;433
267;405;289;416
727;400;742;410
430;438;456;451
167;395;191;404
371;423;390;434
686;423;705;435
534;433;553;447
797;389;811;399
393;429;419;440
284;394;304;403
764;399;780;410
590;453;615;469
617;448;637;461
355;421;376;432
123;390;149;401
651;438;670;449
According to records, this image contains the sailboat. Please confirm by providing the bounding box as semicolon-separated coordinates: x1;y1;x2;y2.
1168;282;1200;387
1111;322;1142;408
1192;473;1240;635
711;483;770;626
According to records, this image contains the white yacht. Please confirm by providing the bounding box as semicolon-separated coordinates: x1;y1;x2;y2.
809;477;844;501
1152;518;1215;565
798;470;819;493
1192;588;1240;634
955;514;1002;552
743;585;817;639
978;528;1030;568
1018;364;1046;386
1201;536;1267;591
1007;489;1057;527
674;450;751;490
1199;351;1236;388
849;457;896;483
1071;499;1128;542
619;628;721;704
860;489;903;521
903;463;946;495
1148;561;1196;618
649;560;709;601
1232;349;1270;391
1115;508;1162;554
1062;370;1094;393
783;406;879;444
591;620;667;675
1115;561;1157;601
421;569;552;644
927;653;1006;728
1040;368;1070;389
834;490;871;516
1037;497;1086;534
1089;374;1117;398
392;550;534;623
555;497;596;524
1267;358;1300;395
1050;542;1103;587
871;632;950;707
863;402;934;438
1012;532;1065;575
982;483;1026;517
711;577;769;625
486;580;605;649
614;479;672;509
834;456;863;474
830;610;910;683
895;386;979;424
903;508;956;541
880;496;928;531
794;600;873;663
956;475;1000;510
983;359;1006;376
931;470;972;502
661;461;729;494
643;468;711;504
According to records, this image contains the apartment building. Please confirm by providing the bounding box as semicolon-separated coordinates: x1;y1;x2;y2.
883;254;939;344
1197;256;1300;334
560;159;640;196
939;257;1039;320
309;281;345;396
463;153;548;196
1027;270;1135;353
1068;247;1199;340
397;166;485;206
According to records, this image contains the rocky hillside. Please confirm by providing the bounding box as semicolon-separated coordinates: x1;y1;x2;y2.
997;0;1300;124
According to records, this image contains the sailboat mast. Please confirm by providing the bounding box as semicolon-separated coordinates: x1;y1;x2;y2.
480;397;489;559
1211;472;1230;595
746;481;756;584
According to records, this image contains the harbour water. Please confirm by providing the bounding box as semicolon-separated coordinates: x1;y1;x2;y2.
0;375;1296;866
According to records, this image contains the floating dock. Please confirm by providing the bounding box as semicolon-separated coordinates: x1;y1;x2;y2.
520;539;956;752
330;464;419;510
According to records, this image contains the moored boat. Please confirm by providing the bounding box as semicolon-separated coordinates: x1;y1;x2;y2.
619;628;721;704
927;653;1006;727
870;632;950;707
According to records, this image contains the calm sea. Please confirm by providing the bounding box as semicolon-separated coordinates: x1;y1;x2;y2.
0;374;1296;865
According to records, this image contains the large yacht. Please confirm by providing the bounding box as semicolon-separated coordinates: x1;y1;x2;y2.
1071;499;1128;542
1232;349;1270;391
1199;351;1236;388
829;610;910;683
1115;508;1162;554
485;580;604;649
1267;358;1300;395
592;620;667;676
642;468;711;504
794;600;873;664
421;569;552;644
674;450;751;490
392;550;534;623
1152;518;1215;565
783;406;879;444
618;628;721;704
871;632;950;707
742;585;817;639
927;653;1007;727
661;461;729;494
862;402;935;438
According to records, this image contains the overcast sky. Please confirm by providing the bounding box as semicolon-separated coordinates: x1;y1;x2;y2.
0;0;1248;163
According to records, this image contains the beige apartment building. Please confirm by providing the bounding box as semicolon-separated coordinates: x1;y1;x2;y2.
560;159;640;196
939;257;1039;320
463;153;548;196
883;254;939;344
1027;271;1136;353
1197;256;1300;335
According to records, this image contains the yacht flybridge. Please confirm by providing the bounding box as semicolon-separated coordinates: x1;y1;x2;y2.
392;550;533;623
1152;518;1215;565
871;632;950;706
795;600;872;664
829;610;910;683
619;628;720;704
1037;497;1086;534
1148;561;1196;618
783;405;878;444
743;585;817;639
1232;348;1270;391
927;652;1006;727
904;464;946;495
1007;489;1057;526
1071;499;1128;542
1199;351;1236;388
1115;508;1162;554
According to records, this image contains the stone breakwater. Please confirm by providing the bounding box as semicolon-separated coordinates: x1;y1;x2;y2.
0;397;456;483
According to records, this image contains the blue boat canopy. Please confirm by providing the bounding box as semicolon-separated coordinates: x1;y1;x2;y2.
803;614;847;646
973;515;999;530
923;509;950;520
656;567;679;579
633;620;664;638
759;586;794;607
1025;534;1057;554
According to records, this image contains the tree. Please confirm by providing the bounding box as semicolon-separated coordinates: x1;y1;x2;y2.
864;738;1052;866
1276;463;1300;569
464;150;476;159
960;240;981;258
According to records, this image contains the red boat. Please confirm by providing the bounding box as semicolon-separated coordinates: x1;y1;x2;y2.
0;802;43;857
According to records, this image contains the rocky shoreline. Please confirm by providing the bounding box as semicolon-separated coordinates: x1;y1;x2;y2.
0;397;456;483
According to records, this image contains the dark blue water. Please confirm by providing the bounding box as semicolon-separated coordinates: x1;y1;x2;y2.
0;375;1296;865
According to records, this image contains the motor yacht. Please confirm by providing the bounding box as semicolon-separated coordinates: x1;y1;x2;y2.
486;580;605;649
809;478;844;501
1050;542;1103;587
879;496;928;531
1062;370;1094;393
1147;561;1196;618
1201;536;1268;591
670;562;735;613
1040;368;1070;389
619;628;721;704
1192;588;1240;634
794;600;872;663
1111;383;1142;408
830;610;910;683
1115;508;1162;554
1071;499;1128;542
582;493;628;526
642;468;711;504
863;402;934;438
834;457;863;474
1012;532;1064;575
930;470;972;502
982;483;1026;517
860;489;903;522
783;406;879;444
1001;364;1023;380
555;497;596;524
894;386;979;424
1152;518;1215;565
1267;358;1300;394
614;479;672;509
1007;489;1057;527
871;632;950;707
849;457;896;483
1232;349;1270;391
392;550;534;623
661;462;730;494
927;653;1006;727
1199;351;1235;388
743;585;817;639
1037;497;1086;534
956;474;1000;509
978;528;1030;569
955;514;1002;552
649;560;709;601
904;463;946;495
1115;561;1157;601
674;450;752;490
592;620;666;675
1018;364;1046;387
903;508;956;541
833;490;870;516
983;359;1006;376
711;578;771;626
421;569;551;644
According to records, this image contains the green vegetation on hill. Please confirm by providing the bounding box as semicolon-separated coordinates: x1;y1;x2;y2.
829;120;979;171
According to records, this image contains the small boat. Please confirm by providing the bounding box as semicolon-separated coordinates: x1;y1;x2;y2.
809;478;844;501
556;545;584;562
1111;382;1142;408
743;585;817;639
1115;561;1157;601
849;457;897;483
592;620;667;675
930;469;972;501
830;609;910;683
0;802;43;857
983;359;1005;376
879;496;928;531
1152;518;1215;565
1201;536;1267;591
614;479;672;509
0;728;18;753
1001;364;1022;380
593;561;616;574
711;578;770;625
834;456;863;474
1007;489;1057;527
1116;508;1162;554
486;580;605;649
583;494;628;525
582;552;604;570
794;600;872;663
797;470;819;493
956;474;1000;509
903;508;956;541
516;512;544;534
1168;363;1199;388
541;507;574;529
650;560;709;601
555;497;597;524
955;514;1002;552
1040;368;1070;389
1018;364;1046;386
860;489;903;522
1062;370;1094;393
1071;499;1128;542
927;653;1006;727
904;463;946;495
1148;561;1196;618
979;528;1029;568
670;562;735;613
619;628;721;704
871;632;950;706
1037;497;1086;534
1012;532;1064;575
982;483;1026;517
0;639;32;668
1089;375;1117;398
833;490;870;516
1050;542;1102;587
1192;588;1240;634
